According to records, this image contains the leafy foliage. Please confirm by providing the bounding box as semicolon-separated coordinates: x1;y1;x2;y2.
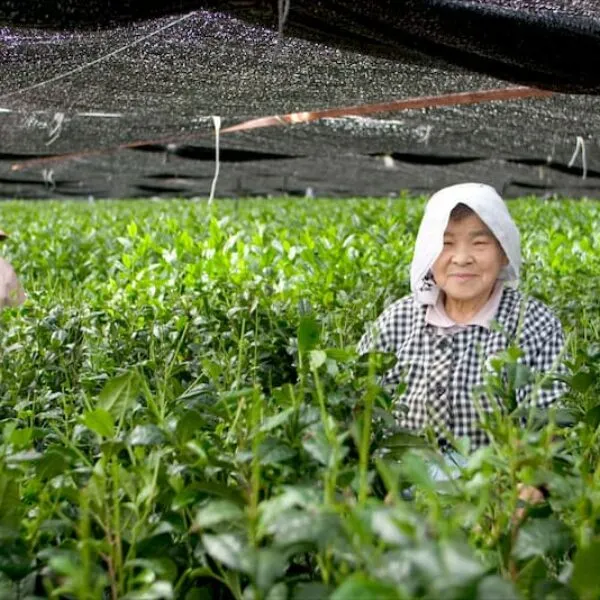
0;196;599;599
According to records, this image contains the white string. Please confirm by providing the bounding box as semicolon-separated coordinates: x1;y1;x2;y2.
208;116;221;205
568;135;587;179
278;0;291;37
0;11;196;101
42;168;55;190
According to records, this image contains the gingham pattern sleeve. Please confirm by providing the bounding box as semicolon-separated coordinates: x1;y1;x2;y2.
357;297;415;356
517;300;569;408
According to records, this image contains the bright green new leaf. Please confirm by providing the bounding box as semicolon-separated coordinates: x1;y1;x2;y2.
309;349;327;370
82;407;115;438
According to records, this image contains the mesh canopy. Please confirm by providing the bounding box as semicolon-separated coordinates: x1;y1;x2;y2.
1;1;599;198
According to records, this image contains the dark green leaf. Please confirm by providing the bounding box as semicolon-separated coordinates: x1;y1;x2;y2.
571;539;600;600
185;482;245;507
266;582;288;600
302;429;332;466
185;589;214;600
121;581;174;599
252;548;291;592
98;371;139;418
379;431;428;450
175;409;206;443
129;424;166;446
570;371;595;393
202;533;244;571
259;408;295;434
36;449;69;480
516;556;548;599
476;576;519;600
0;472;21;537
331;573;405;600
584;405;600;429
0;538;32;581
532;580;577;600
438;540;486;587
297;315;320;353
194;500;245;530
291;582;332;600
270;510;340;549
258;438;297;466
513;518;573;561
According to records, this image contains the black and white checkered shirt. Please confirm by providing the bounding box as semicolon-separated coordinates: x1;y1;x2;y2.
358;287;567;450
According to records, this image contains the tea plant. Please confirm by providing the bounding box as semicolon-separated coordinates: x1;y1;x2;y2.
0;196;599;599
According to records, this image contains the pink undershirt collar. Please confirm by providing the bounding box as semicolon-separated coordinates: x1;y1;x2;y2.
425;281;504;334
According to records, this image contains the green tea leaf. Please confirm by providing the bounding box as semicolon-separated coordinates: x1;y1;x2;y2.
125;558;178;583
259;407;295;434
129;425;166;446
122;581;174;599
202;533;244;571
291;583;332;600
98;371;139;418
512;518;573;561
584;405;600;429
331;574;405;600
0;472;21;537
82;407;115;438
476;576;519;600
0;538;32;581
297;315;320;353
571;539;600;600
194;500;245;530
516;555;547;599
309;350;327;370
570;371;595;393
36;448;70;480
257;438;297;466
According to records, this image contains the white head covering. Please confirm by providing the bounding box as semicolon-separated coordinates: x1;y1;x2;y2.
410;182;521;305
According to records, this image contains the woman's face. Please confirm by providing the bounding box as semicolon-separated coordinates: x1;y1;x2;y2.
431;213;508;304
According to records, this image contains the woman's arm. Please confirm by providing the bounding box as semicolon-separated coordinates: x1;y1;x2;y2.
0;257;26;308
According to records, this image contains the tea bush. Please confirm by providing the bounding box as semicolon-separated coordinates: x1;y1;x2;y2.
0;197;599;600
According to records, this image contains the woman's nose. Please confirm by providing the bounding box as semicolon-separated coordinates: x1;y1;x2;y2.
451;247;474;264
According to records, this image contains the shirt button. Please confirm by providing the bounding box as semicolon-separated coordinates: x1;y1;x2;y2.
439;337;451;350
435;383;446;398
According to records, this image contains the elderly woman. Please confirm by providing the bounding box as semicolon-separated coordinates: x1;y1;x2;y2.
0;229;26;309
358;183;567;459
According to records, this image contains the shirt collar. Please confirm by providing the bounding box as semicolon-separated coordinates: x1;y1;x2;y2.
425;281;505;330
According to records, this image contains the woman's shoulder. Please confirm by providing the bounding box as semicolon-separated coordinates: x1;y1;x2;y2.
500;287;563;334
379;293;423;320
0;256;18;277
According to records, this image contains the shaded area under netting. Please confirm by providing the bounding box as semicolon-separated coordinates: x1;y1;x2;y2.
1;1;600;198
